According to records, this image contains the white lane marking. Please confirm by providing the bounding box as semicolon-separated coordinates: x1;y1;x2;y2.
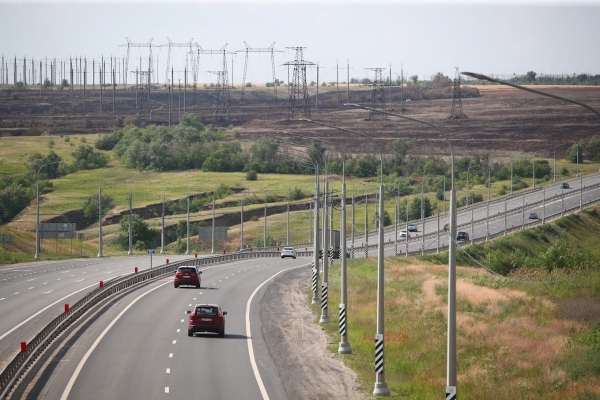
169;353;173;358
188;304;192;307
60;280;170;400
198;292;202;295
26;278;36;282
0;298;4;301
245;264;307;400
0;283;97;342
176;329;180;333
57;278;61;281
193;298;196;300
172;340;176;344
29;287;34;290
212;283;216;286
14;292;19;295
166;368;170;374
165;387;169;393
43;282;48;285
42;290;54;294
75;279;84;283
180;319;184;322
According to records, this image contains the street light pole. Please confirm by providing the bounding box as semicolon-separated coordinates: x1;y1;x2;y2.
128;172;141;255
299;118;387;395
35;160;61;260
345;103;457;400
211;191;215;254
98;166;118;258
554;142;569;182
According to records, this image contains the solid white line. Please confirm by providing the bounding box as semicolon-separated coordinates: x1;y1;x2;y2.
0;283;97;342
60;280;170;400
245;265;305;400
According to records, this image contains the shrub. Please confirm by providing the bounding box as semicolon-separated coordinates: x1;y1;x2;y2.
95;133;120;151
246;170;258;181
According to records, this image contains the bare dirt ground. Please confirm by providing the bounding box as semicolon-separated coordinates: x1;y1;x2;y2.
261;266;366;400
2;84;599;160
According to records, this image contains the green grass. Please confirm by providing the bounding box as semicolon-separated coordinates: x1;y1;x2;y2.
311;206;600;399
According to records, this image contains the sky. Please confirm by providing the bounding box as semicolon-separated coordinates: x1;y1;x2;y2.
1;0;599;85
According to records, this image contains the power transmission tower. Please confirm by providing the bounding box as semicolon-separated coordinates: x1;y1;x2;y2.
197;44;234;121
365;68;386;119
118;38;154;88
283;47;315;120
162;38;194;85
450;67;468;119
236;42;283;102
131;65;151;120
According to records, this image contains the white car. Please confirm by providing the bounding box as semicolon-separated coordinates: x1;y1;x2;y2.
399;229;411;238
280;246;297;259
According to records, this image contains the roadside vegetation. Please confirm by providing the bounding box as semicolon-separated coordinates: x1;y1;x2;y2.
0;116;598;263
317;207;600;399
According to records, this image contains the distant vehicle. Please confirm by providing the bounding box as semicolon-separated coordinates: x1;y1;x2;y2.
528;212;539;220
280;246;297;259
457;231;469;241
187;304;227;337
561;182;570;189
399;229;411;238
174;266;201;288
407;223;418;232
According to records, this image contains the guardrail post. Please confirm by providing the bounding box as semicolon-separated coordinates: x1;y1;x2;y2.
64;304;69;313
21;342;27;353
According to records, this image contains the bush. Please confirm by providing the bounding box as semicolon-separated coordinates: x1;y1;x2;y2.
72;145;109;170
95;134;120;151
82;193;114;219
246;170;258;181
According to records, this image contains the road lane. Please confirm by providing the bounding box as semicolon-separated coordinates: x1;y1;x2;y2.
14;257;308;400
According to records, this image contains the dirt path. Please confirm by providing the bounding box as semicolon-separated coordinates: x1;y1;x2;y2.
260;267;366;400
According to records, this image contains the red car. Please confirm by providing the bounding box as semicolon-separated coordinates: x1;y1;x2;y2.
174;266;202;288
187;304;227;337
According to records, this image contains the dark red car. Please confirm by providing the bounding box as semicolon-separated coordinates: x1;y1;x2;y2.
187;304;227;337
174;266;202;288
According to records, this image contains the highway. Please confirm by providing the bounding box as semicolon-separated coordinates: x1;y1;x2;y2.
6;257;308;400
0;255;192;372
2;173;600;399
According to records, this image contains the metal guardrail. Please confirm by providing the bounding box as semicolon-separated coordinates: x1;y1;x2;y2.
0;250;283;399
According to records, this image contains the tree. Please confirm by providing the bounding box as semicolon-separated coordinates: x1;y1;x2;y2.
82;193;115;219
409;196;432;220
566;142;584;163
72;145;109;170
112;214;159;250
26;152;63;179
524;71;537;83
410;75;418;84
0;183;33;222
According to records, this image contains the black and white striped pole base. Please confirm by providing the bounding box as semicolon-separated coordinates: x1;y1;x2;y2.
350;243;355;258
319;282;330;323
311;263;318;304
365;244;368;258
329;246;334;265
394;240;397;256
446;386;457;400
373;333;390;396
338;303;352;354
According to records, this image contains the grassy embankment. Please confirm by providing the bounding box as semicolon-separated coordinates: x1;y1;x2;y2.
0;134;596;263
315;207;600;399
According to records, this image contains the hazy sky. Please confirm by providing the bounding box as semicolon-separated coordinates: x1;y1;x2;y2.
1;0;599;84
